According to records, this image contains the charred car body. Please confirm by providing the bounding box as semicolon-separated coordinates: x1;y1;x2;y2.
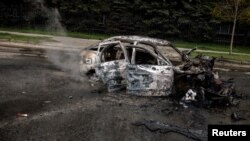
80;36;240;106
80;36;175;96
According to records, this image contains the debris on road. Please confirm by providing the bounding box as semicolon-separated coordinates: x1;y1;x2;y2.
180;89;197;108
183;89;197;101
44;100;51;104
16;113;28;117
133;119;207;141
231;112;246;122
174;54;240;107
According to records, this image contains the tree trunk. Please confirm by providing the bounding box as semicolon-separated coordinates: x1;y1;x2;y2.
230;0;240;55
230;16;237;54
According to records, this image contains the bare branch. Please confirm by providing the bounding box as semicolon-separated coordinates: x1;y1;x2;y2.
226;0;235;16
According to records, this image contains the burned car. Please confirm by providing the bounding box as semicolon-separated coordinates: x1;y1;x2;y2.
80;36;239;106
80;36;184;96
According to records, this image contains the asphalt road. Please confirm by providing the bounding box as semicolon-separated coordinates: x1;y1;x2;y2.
0;53;250;141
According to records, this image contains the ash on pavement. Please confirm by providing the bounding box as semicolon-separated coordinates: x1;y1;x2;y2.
0;53;250;141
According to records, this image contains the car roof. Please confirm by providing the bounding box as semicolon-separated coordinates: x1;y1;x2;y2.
103;36;172;46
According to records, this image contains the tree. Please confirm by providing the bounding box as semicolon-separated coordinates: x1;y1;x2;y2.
213;0;250;54
0;0;218;42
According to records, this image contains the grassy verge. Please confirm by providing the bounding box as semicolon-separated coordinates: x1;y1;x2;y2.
174;40;250;62
0;32;55;44
67;32;110;40
191;51;250;62
0;27;249;62
173;40;250;54
0;27;109;40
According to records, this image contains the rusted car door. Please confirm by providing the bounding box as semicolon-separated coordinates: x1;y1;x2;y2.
126;46;174;96
95;41;129;92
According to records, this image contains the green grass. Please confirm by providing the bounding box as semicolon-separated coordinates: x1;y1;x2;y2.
0;27;250;62
0;32;55;44
171;40;250;62
173;40;250;54
0;27;110;40
191;51;250;62
67;32;110;40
